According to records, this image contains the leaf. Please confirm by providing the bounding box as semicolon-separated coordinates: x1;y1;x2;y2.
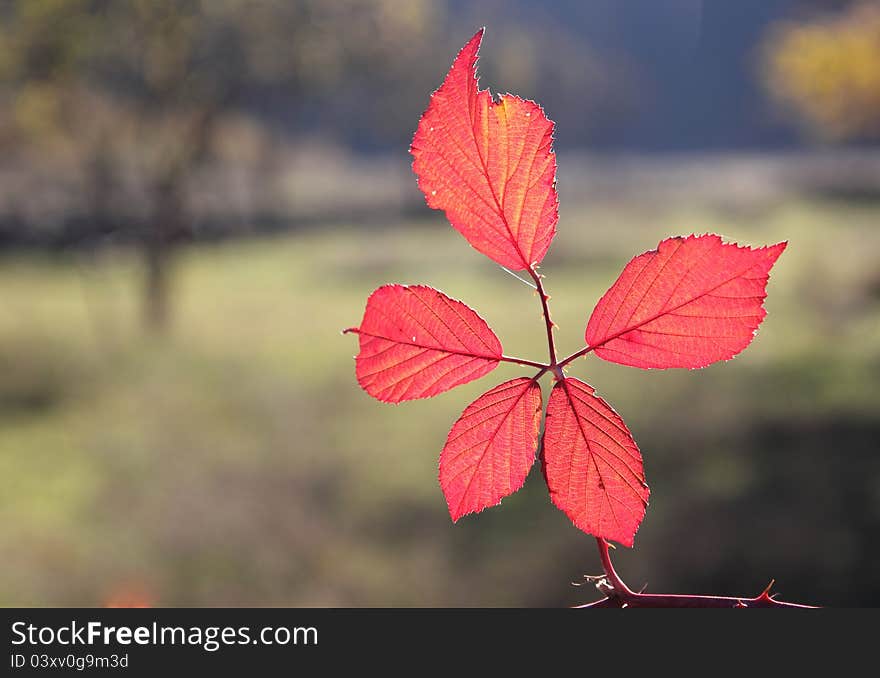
410;29;558;271
543;378;649;547
439;377;542;521
345;284;503;403
585;234;787;369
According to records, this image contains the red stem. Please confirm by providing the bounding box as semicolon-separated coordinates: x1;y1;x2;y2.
581;538;818;608
596;537;635;596
557;345;592;369
529;267;563;379
500;355;549;370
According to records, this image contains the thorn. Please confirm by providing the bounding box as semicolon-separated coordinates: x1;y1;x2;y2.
735;600;748;608
607;542;617;550
572;574;606;587
758;579;776;600
638;582;648;594
594;577;614;596
581;574;606;582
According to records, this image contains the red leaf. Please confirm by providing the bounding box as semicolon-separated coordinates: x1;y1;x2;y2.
585;235;787;369
410;29;558;271
346;284;502;403
543;378;649;547
439;377;542;521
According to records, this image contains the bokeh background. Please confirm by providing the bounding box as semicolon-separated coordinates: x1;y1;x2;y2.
1;0;878;607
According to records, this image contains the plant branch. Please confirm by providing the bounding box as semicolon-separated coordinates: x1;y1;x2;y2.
558;345;592;369
578;538;818;609
528;266;561;377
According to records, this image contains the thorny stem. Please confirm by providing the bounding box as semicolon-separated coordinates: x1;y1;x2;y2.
529;266;563;380
558;344;592;369
595;537;635;597
579;538;818;608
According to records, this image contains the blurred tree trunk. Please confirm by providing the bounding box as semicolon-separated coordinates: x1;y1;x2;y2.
144;173;182;333
79;144;121;350
142;107;217;333
2;0;437;335
86;147;114;235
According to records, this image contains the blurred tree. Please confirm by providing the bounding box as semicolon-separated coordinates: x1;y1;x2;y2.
0;0;438;331
760;1;880;142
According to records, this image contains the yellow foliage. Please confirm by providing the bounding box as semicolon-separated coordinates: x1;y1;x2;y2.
762;2;880;141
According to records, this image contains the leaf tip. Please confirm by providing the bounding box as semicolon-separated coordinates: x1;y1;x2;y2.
767;240;788;261
444;492;476;523
410;28;558;270
463;27;485;54
459;27;485;64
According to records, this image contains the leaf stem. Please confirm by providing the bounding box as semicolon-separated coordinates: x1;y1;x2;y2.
345;327;547;370
557;345;593;369
595;537;635;596
529;266;562;379
499;355;549;370
580;537;818;608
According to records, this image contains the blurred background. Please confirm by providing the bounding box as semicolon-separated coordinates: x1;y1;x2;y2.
1;0;878;607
